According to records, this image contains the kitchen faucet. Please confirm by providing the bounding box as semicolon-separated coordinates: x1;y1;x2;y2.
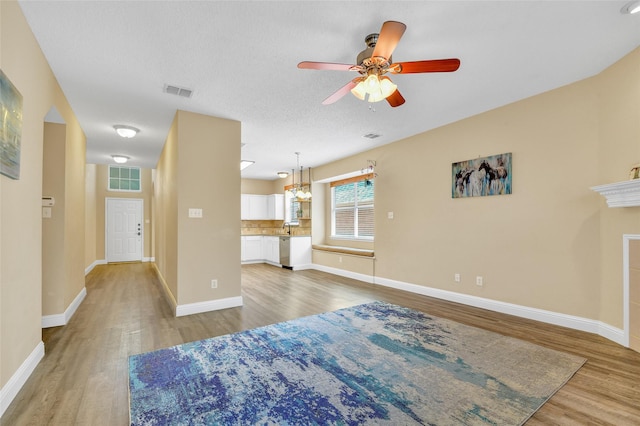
282;222;291;235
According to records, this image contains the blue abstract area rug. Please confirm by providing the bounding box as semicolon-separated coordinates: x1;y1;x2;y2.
129;302;586;425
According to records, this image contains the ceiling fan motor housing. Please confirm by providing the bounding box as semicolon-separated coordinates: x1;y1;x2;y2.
356;33;392;75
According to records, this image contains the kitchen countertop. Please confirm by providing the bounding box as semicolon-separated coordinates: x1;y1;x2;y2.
242;234;311;238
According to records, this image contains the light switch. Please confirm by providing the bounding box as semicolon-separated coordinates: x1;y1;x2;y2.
43;207;52;218
188;208;203;218
387;212;394;219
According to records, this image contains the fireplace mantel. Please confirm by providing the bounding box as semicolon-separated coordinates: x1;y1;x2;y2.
591;179;640;208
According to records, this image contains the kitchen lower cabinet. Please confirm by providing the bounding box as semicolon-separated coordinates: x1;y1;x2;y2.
241;235;309;268
289;236;312;268
242;236;263;261
263;236;280;264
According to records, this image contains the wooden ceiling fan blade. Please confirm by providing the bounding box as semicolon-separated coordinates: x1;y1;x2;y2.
372;21;406;60
322;79;360;105
391;58;461;74
386;89;405;108
298;61;358;71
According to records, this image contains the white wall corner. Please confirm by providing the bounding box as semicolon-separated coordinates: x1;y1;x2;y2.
176;296;244;317
0;341;44;418
41;287;87;328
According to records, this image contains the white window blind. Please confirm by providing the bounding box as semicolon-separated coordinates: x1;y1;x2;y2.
331;176;374;240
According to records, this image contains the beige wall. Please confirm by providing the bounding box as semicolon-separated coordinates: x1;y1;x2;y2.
155;115;179;302
241;178;282;195
1;0;85;392
42;123;67;316
85;164;97;268
93;165;153;261
155;110;241;306
312;47;640;329
596;49;640;326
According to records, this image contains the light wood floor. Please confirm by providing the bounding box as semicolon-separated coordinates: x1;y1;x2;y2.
3;262;640;425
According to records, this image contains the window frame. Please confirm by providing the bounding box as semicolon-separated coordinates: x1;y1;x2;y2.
108;165;142;192
330;177;374;241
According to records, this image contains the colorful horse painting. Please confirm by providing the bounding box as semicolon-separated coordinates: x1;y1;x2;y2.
452;153;512;198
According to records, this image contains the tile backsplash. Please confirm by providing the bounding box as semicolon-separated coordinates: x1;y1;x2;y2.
241;219;311;236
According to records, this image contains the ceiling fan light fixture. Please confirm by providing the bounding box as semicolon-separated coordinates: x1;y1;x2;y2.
111;155;129;164
379;76;398;97
621;1;640;14
350;80;367;100
113;125;139;138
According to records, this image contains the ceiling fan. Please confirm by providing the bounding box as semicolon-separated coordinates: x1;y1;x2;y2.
298;21;460;108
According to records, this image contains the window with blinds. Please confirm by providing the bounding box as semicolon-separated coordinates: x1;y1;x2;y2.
331;177;374;240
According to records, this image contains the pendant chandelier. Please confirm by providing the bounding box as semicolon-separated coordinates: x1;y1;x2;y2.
287;152;312;200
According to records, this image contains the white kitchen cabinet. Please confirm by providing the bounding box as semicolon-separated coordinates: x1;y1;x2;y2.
267;194;284;220
243;236;263;261
241;194;284;220
241;194;250;220
263;236;280;264
289;236;312;269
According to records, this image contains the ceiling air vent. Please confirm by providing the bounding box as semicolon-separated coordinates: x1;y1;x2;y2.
363;133;381;139
163;84;193;98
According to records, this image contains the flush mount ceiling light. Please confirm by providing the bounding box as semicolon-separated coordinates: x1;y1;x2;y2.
111;155;129;164
240;160;255;170
113;125;139;138
277;171;289;178
621;1;640;14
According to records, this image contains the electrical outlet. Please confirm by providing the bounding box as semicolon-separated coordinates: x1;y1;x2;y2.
476;276;483;286
339;256;343;263
454;273;460;282
211;279;218;289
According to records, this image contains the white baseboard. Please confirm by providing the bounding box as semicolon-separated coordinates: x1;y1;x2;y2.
41;287;87;328
311;264;625;346
87;257;154;275
0;341;44;418
312;264;374;283
176;296;244;317
85;259;107;276
291;263;314;271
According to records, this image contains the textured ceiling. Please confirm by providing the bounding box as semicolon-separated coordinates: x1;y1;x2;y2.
18;1;640;180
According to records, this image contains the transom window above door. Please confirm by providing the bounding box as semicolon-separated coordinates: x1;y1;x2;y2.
108;165;141;192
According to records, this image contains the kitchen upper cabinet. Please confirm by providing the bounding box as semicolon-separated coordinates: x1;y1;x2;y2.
241;194;250;219
268;194;284;220
241;194;284;220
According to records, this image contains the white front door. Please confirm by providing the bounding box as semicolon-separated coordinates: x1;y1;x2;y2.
106;198;143;262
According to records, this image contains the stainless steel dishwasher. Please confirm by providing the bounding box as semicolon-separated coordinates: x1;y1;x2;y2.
279;236;291;269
